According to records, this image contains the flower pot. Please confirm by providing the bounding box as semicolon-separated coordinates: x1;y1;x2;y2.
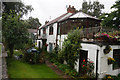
108;57;115;65
104;49;110;54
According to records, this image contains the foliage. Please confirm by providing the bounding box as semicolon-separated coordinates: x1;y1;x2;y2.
81;0;104;18
81;59;95;77
95;31;120;42
24;49;42;64
58;27;82;68
14;50;23;56
25;17;41;29
2;11;29;57
3;1;33;17
100;0;120;30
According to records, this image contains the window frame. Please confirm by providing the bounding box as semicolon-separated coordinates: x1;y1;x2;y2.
113;49;120;70
49;25;53;35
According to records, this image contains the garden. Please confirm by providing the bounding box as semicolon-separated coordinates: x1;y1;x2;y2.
7;49;60;78
7;58;60;78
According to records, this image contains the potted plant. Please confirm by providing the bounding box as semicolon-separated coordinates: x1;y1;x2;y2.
104;45;112;54
108;57;115;65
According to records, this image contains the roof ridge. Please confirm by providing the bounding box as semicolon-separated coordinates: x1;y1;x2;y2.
41;13;69;28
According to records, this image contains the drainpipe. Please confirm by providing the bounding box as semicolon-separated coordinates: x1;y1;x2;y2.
96;49;99;80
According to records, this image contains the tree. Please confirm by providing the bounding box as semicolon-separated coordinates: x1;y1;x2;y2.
2;11;29;57
26;17;41;29
100;0;120;30
81;0;104;18
58;28;82;69
2;1;33;17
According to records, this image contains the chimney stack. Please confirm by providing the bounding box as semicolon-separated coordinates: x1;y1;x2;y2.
45;21;49;24
67;5;77;13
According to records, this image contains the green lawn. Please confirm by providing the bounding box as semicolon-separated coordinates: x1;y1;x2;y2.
7;58;60;78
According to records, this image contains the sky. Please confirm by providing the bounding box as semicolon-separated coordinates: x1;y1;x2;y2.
22;0;116;26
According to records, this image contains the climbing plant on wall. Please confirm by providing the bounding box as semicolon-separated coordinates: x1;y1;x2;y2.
58;27;82;69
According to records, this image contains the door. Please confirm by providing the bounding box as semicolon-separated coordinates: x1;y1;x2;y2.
79;50;88;73
49;43;53;52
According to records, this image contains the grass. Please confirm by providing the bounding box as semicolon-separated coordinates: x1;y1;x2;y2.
7;58;61;78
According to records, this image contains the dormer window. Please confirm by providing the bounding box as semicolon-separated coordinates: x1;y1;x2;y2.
49;25;53;35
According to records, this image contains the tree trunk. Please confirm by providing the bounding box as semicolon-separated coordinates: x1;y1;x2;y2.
9;45;14;57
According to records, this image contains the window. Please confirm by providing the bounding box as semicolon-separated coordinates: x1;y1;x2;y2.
38;41;41;48
49;43;53;52
43;28;46;34
113;49;120;70
57;26;60;35
49;25;53;35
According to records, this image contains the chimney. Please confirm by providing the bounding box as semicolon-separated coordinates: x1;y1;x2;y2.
45;21;49;24
67;5;76;13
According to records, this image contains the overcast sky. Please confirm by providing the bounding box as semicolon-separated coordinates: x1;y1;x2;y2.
22;0;116;26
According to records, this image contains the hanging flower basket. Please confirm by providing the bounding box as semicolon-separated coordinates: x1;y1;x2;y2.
104;45;112;54
108;57;115;65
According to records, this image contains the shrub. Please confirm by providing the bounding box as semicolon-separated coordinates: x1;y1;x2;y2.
47;47;59;63
58;27;82;69
68;69;79;78
24;51;41;64
81;59;95;77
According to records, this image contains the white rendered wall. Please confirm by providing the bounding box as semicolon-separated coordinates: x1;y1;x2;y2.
36;40;42;48
99;45;120;78
47;23;57;52
58;40;120;78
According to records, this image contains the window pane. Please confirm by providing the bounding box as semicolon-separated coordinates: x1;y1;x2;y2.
113;49;120;70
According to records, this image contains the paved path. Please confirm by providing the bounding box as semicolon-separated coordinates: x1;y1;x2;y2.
0;43;2;80
45;60;72;78
0;44;8;80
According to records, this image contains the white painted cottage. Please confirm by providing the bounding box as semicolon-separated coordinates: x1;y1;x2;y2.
37;5;120;78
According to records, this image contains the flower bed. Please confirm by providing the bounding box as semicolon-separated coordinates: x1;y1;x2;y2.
81;59;94;77
94;31;120;42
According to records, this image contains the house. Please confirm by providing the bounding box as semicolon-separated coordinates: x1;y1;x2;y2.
37;5;120;78
37;5;77;50
28;29;37;44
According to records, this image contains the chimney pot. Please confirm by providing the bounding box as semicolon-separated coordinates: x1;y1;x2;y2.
67;5;76;13
45;21;49;24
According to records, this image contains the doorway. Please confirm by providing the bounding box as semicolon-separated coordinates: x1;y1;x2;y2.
79;50;88;73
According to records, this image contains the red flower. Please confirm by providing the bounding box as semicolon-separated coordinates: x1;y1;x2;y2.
83;59;85;62
83;65;85;67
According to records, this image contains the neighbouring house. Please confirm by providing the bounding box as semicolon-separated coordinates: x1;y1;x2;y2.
28;29;37;44
37;5;120;78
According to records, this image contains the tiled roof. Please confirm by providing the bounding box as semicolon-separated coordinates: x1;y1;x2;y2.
40;11;101;29
40;13;73;28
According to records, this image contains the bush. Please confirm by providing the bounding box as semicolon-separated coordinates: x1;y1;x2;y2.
80;59;95;77
46;47;59;63
68;69;79;78
24;51;41;64
58;28;82;69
